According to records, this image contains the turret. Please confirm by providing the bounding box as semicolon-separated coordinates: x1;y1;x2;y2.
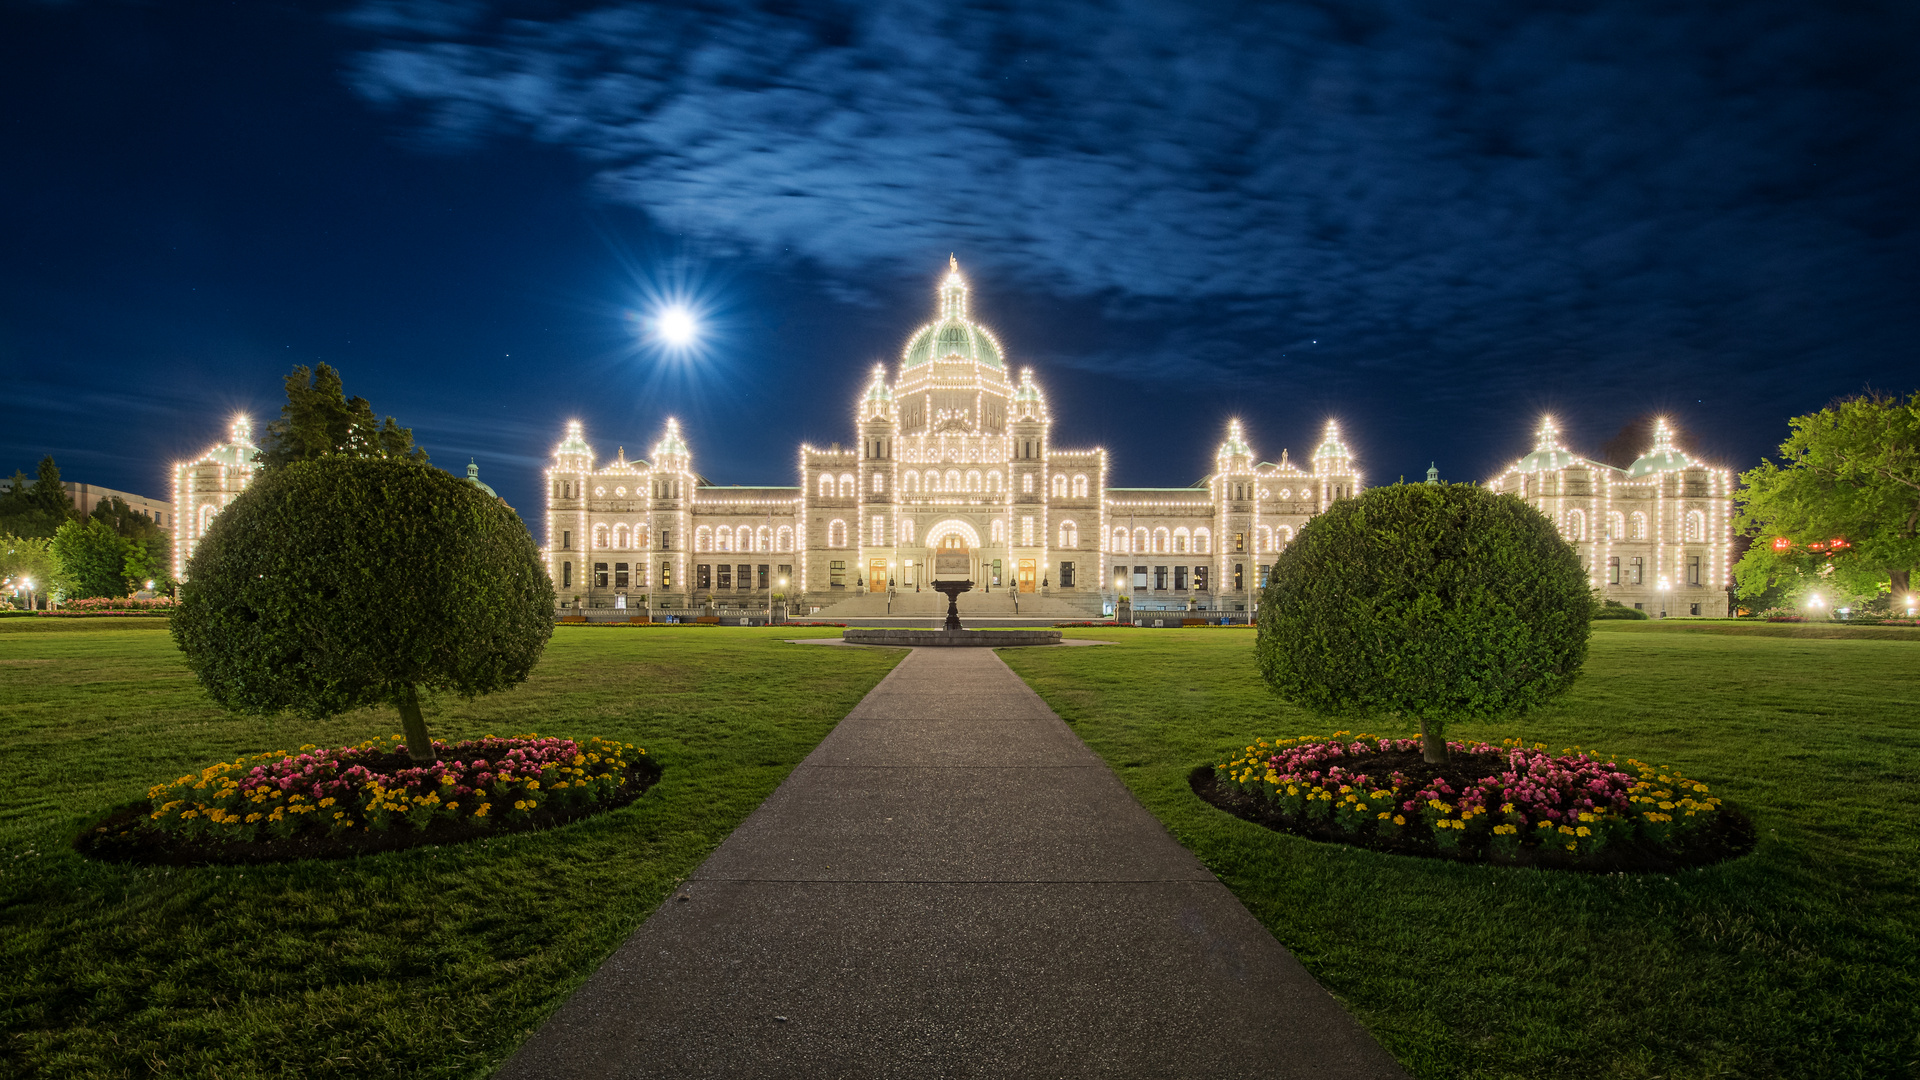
1312;419;1360;503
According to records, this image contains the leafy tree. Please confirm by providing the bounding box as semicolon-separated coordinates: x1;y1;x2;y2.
172;457;553;762
50;518;136;599
1735;391;1920;604
255;364;428;470
84;496;173;592
1256;483;1591;763
1;533;57;606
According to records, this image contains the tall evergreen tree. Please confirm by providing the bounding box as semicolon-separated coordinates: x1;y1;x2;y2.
255;364;428;469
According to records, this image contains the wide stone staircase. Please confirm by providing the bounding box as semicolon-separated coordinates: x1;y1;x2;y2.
808;587;1105;622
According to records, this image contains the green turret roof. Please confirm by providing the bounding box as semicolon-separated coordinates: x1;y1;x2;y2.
1627;418;1697;477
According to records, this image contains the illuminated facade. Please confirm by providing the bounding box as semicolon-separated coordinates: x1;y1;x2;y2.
1486;417;1733;617
544;260;1364;614
172;416;257;582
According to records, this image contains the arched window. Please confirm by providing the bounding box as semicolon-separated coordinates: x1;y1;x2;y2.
1111;527;1128;553
1565;509;1586;542
1173;527;1190;553
1022;473;1035;494
946;469;962;492
1607;511;1626;540
988;470;1003;492
1059;520;1078;547
991;518;1006;543
776;525;794;552
900;518;915;545
872;472;885;494
1685;509;1705;542
871;518;885;546
818;474;834;498
636;525;650;549
1194;527;1212;554
694;526;712;552
827;519;847;547
1052;475;1067;497
613;524;630;549
1134;527;1149;553
839;474;855;498
737;526;754;553
1073;475;1089;497
967;469;982;492
593;523;608;549
1277;525;1295;545
1256;525;1272;553
717;528;732;552
199;504;215;535
757;526;772;552
1630;511;1648;540
1153;527;1170;554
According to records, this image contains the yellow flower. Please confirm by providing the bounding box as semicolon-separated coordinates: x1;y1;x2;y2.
1392;815;1405;826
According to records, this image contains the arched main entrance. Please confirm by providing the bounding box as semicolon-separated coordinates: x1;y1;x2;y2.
923;519;981;583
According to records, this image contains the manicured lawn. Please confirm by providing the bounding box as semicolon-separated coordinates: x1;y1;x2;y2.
1002;622;1920;1080
0;620;899;1079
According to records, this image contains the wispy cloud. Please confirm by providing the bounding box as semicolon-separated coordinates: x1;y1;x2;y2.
341;0;1919;401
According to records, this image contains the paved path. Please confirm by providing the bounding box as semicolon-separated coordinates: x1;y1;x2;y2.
496;647;1406;1079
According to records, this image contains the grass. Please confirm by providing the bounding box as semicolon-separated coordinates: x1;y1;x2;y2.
1000;622;1920;1080
0;620;900;1079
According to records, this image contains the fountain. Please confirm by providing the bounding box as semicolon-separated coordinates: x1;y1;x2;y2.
839;538;1060;647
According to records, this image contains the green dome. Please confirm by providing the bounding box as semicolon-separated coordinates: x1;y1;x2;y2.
902;258;1005;369
464;459;498;498
1627;419;1696;477
1514;417;1583;472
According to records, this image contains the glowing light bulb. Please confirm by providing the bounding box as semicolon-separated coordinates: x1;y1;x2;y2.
656;306;698;346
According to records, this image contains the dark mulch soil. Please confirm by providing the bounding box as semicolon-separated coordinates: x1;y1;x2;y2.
1190;763;1755;874
76;758;662;867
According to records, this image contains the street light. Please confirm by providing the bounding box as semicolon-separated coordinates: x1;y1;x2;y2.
1657;575;1671;618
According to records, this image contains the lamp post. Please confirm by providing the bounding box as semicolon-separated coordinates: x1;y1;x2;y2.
1115;570;1128;625
21;578;32;613
1807;592;1824;620
1657;575;1671;619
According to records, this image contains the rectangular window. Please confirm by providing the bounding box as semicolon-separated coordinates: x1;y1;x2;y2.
1174;565;1188;591
777;564;792;588
717;565;731;589
1234;532;1245;552
697;564;712;590
989;559;1000;586
1194;566;1209;592
1687;556;1701;586
1022;516;1034;545
1258;564;1271;589
614;562;629;589
830;560;846;587
562;530;571;550
562;562;572;588
1630;556;1644;585
1690;603;1701;616
758;564;769;590
1234;563;1244;590
1153;566;1167;590
1133;565;1148;589
1608;556;1620;585
661;564;672;589
1059;561;1075;588
593;562;608;589
737;564;750;590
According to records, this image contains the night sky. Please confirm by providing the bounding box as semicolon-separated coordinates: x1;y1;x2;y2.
4;1;1916;515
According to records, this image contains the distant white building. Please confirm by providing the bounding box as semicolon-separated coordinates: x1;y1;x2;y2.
1486;417;1734;617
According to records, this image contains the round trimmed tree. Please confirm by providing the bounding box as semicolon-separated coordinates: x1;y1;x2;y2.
172;457;555;761
1256;483;1591;762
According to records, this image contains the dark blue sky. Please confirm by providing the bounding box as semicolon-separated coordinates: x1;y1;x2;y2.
4;0;1916;513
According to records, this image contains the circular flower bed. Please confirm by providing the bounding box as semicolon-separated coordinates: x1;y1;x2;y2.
79;734;658;865
1194;733;1752;872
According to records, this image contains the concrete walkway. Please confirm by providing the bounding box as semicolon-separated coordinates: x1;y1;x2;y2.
496;647;1406;1079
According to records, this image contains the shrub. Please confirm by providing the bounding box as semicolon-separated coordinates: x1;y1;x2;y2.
1593;602;1650;620
1257;484;1591;762
172;458;554;761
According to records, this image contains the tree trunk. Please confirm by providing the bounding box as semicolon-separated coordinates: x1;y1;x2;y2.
1891;569;1911;604
398;683;435;763
1419;716;1449;764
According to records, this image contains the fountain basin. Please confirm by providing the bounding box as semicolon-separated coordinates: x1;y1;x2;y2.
841;628;1062;647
